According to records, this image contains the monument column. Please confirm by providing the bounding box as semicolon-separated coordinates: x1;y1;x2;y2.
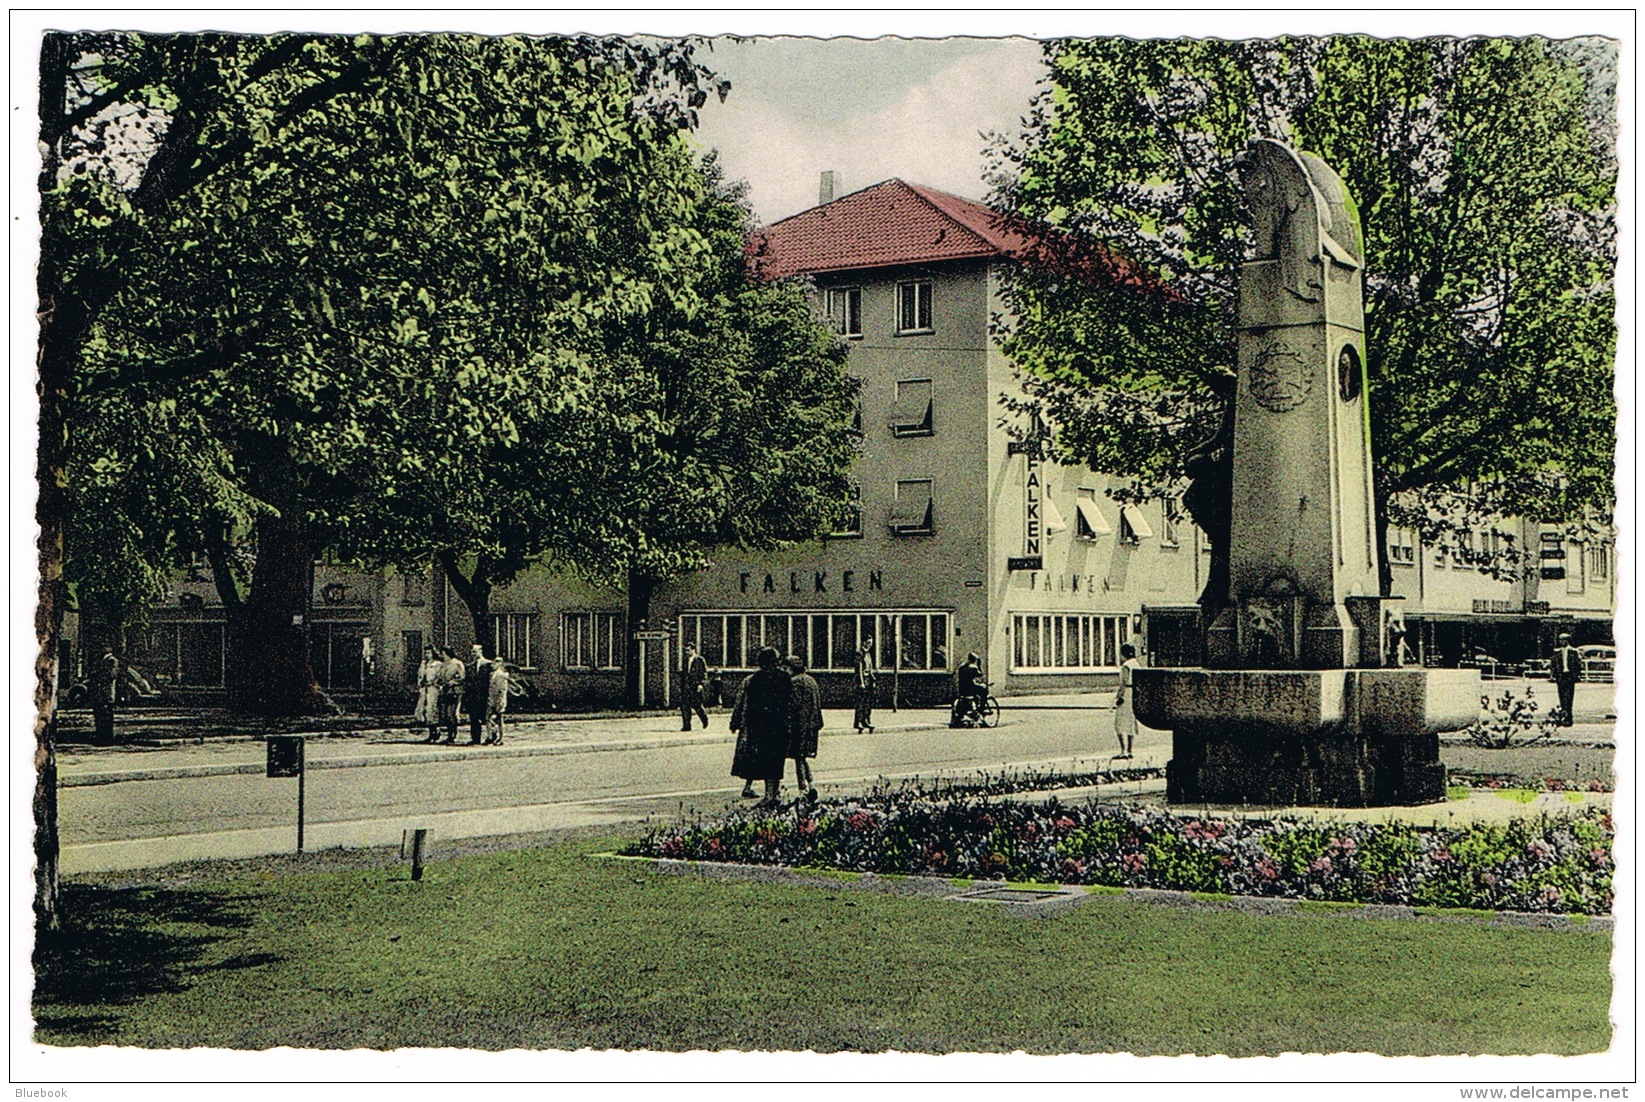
1133;140;1478;808
1207;140;1379;670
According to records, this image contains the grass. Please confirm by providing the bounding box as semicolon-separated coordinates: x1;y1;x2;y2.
33;835;1613;1055
1496;788;1541;804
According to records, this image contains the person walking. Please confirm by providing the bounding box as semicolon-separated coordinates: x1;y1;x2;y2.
462;643;491;745
786;655;824;803
679;643;709;731
414;645;440;742
1113;642;1141;758
730;646;792;807
1550;632;1583;728
853;637;877;733
484;657;510;745
436;646;465;745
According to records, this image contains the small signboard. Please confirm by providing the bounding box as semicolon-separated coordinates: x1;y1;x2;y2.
632;630;669;641
267;735;305;778
1007;556;1043;572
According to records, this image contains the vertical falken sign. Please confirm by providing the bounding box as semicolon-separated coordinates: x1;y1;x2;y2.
1008;452;1044;573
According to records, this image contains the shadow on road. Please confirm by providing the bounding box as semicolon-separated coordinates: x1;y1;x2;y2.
32;883;265;1044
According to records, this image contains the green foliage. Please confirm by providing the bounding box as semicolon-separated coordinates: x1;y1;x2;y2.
993;36;1616;571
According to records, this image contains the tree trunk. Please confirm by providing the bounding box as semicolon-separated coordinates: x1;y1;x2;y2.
625;569;658;709
227;511;332;716
436;552;492;657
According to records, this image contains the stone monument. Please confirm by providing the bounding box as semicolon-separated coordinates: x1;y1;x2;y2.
1133;140;1477;807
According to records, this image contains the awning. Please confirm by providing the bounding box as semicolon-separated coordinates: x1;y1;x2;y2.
888;391;932;433
888;492;932;531
1121;504;1154;540
1043;496;1067;536
1075;498;1111;537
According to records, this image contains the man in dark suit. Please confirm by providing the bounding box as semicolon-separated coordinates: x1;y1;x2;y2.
680;644;709;730
463;643;491;745
1550;633;1583;728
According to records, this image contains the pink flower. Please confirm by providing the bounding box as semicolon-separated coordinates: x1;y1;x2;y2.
1330;836;1357;855
1309;856;1333;876
1538;885;1563;906
1255;858;1279;880
1526;840;1553;862
1432;848;1453;864
797;818;817;837
706;837;724;857
1122;852;1148;874
1054;816;1077;833
847;811;875;832
1590;848;1609;867
1063;857;1087;878
1480;872;1498;888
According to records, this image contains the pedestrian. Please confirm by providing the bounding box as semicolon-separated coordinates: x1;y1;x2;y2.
92;649;119;744
730;646;792;807
414;645;440;742
680;643;709;731
436;646;465;745
485;657;510;745
463;643;490;745
1113;642;1141;758
853;637;877;733
1550;632;1583;728
786;655;824;803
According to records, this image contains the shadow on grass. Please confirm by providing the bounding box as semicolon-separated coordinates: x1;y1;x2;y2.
32;882;269;1044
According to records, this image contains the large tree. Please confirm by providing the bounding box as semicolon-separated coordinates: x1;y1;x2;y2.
36;30;726;920
354;161;858;697
990;36;1617;608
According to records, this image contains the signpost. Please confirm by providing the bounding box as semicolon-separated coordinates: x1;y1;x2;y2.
266;735;306;854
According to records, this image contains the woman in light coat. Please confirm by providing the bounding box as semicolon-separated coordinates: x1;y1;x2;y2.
1113;642;1140;759
414;646;440;742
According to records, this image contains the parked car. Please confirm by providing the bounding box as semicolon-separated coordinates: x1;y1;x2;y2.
1522;657;1551;679
1578;644;1616;683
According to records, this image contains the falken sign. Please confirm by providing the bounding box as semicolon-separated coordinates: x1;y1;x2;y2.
1010;453;1044;573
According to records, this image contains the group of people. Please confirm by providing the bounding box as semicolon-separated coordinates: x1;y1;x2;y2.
716;645;826;809
413;643;510;746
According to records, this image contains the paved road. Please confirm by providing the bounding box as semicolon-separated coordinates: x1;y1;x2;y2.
55;677;1616;874
58;704;1165;873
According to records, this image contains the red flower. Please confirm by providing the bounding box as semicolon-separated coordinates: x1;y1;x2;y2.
797;818;818;837
1122;852;1148;874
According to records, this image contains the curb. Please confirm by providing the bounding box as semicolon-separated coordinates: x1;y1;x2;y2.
592;852;1614;931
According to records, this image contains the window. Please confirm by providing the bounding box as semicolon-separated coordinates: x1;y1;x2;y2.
826;286;862;338
889;478;934;535
1011;613;1131;672
889;379;934;436
312;621;368;690
678;611;949;671
489;612;537;668
1076;488;1111;540
828;479;863;538
1160;498;1182;548
896;280;933;333
1387;528;1416;565
129;621;227;687
846;375;864;435
1433;542;1447;568
1592;543;1611;580
562;611;622;671
1119;504;1154;544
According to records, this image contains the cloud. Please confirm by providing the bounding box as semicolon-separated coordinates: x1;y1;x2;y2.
694;40;1045;223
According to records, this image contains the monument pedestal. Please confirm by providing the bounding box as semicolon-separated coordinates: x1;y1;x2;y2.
1135;668;1478;807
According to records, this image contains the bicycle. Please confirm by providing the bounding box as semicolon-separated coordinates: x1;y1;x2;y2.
951;691;1001;729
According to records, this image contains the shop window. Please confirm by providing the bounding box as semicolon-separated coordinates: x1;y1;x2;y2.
488;612;537;668
562;611;622;671
889;479;934;535
889;379;934;437
312;622;367;690
895;280;933;334
826;286;862;337
1010;613;1130;672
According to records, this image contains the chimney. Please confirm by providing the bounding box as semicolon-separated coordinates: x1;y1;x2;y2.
819;170;841;205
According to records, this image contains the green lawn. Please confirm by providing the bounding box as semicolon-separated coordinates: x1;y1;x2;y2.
34;837;1614;1054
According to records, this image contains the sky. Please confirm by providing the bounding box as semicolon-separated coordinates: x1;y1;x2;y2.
688;36;1047;224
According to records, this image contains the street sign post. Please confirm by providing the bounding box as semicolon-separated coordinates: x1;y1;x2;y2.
266;735;306;853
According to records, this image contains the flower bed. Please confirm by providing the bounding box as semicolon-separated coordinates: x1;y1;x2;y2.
624;794;1614;915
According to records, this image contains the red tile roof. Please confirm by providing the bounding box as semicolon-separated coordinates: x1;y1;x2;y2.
745;178;1152;291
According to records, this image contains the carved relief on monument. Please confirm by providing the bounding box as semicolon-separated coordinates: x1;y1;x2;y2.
1249;339;1313;413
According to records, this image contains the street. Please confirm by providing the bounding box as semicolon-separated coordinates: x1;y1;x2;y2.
56;702;1164;873
55;678;1616;875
